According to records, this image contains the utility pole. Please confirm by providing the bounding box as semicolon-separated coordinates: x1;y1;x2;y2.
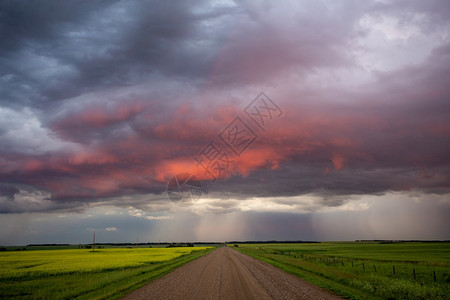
92;232;96;252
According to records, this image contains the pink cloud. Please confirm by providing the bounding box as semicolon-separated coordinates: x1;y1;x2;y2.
1;94;448;202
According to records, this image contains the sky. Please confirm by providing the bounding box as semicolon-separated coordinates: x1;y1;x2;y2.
0;0;449;245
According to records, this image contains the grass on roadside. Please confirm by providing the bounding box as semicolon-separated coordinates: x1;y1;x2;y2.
232;242;449;300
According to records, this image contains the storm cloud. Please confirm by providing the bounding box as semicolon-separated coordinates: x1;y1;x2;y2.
0;0;449;242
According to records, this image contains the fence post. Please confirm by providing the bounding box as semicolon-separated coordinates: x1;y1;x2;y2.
393;265;395;275
351;261;354;267
433;271;436;282
363;262;365;270
413;268;416;279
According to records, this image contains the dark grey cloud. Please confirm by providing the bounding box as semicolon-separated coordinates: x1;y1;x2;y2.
0;1;120;53
0;0;237;108
0;183;19;200
0;0;376;108
0;0;121;106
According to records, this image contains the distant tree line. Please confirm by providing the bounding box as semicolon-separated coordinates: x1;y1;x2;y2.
78;245;104;249
167;243;194;247
0;247;26;251
27;244;70;246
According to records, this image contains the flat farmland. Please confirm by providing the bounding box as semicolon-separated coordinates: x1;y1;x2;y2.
0;247;213;299
233;242;450;299
2;242;448;299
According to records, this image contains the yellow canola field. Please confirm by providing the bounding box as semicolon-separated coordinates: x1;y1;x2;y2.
0;247;211;280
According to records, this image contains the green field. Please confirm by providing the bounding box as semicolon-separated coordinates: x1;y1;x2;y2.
0;246;214;299
233;242;450;299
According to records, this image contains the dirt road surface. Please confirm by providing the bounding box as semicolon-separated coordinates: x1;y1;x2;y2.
122;247;343;300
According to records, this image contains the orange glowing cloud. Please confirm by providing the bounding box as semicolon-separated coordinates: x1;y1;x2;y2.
331;153;345;170
68;151;119;166
232;147;283;177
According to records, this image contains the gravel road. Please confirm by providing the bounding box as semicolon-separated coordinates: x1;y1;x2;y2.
122;246;343;300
